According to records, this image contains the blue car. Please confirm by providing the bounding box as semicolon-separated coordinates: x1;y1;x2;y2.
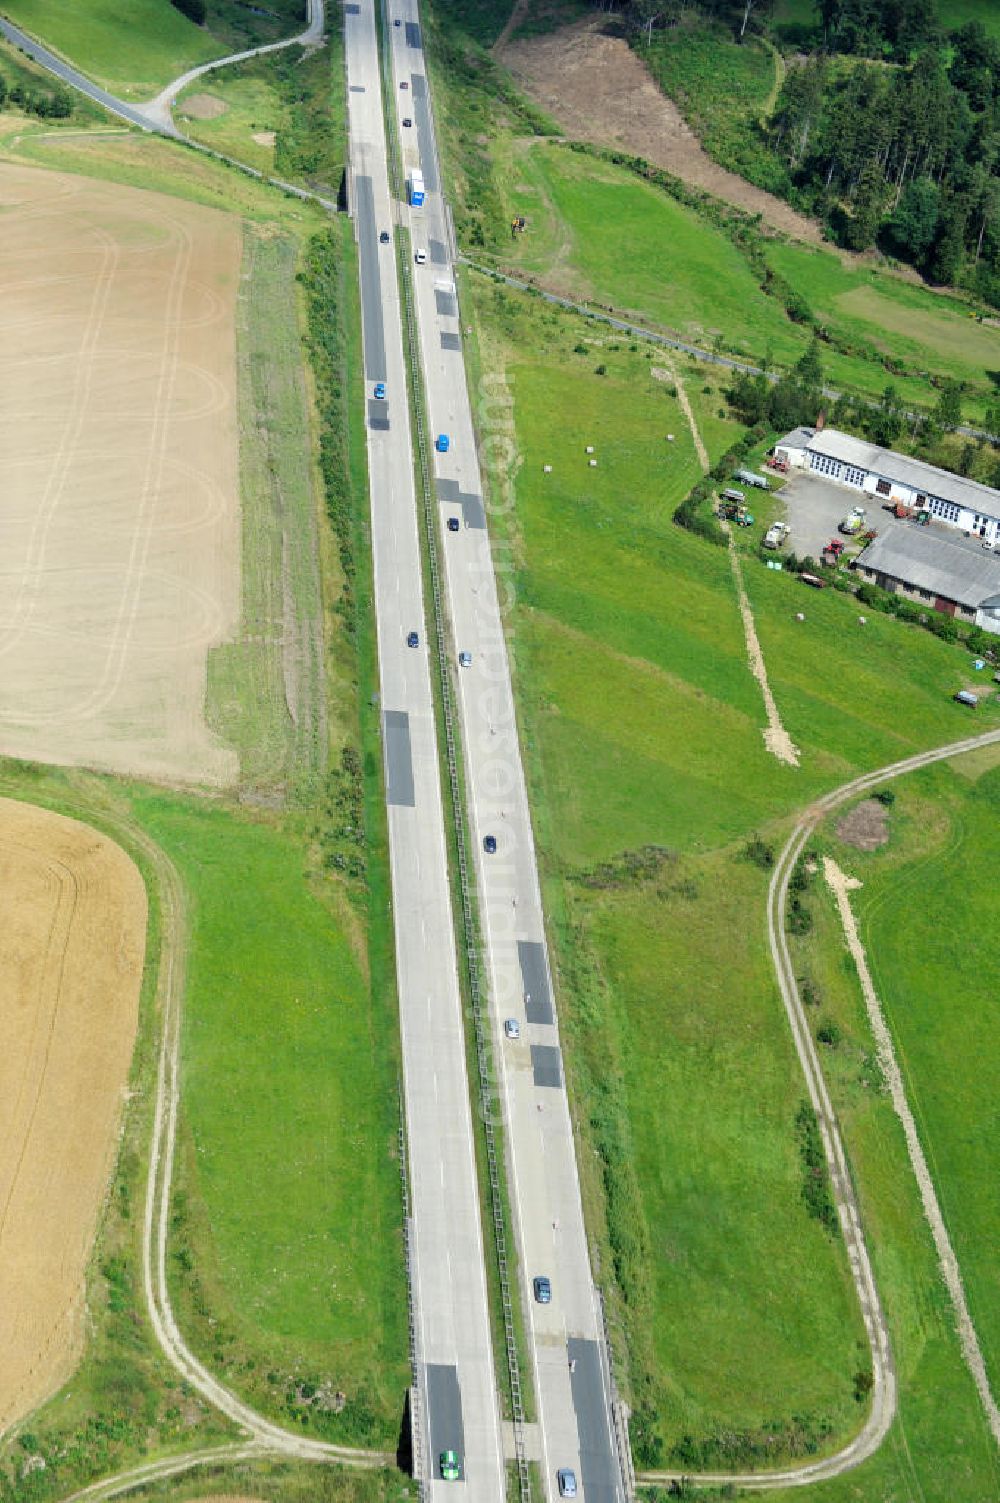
374;382;386;400
436;433;450;453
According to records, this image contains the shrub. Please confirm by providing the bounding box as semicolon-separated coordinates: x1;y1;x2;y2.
594;363;607;375
743;834;775;869
816;1019;842;1047
788;896;813;935
874;788;895;806
795;1102;838;1233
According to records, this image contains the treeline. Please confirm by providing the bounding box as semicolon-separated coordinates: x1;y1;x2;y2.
170;0;207;23
0;73;72;117
614;2;1000;303
772;27;1000;298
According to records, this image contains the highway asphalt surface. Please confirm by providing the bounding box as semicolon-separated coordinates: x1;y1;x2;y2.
387;5;625;1500
344;3;505;1498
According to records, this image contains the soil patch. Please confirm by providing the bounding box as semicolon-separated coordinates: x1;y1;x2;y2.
251;130;276;146
180;92;228;120
500;19;822;243
0;798;145;1433
0;163;241;785
836;798;889;851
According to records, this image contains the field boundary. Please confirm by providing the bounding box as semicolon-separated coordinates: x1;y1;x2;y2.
824;854;1000;1446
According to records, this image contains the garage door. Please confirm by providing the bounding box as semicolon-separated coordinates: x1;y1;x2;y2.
934;597;958;616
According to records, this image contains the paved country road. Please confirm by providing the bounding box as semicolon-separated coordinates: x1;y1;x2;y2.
0;3;336;205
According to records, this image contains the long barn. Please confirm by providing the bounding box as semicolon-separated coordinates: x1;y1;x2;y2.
775;425;1000;545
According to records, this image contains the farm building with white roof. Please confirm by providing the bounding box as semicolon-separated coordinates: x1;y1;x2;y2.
775;425;1000;545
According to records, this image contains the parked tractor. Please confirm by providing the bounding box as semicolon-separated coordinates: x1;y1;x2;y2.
717;499;754;526
840;505;866;536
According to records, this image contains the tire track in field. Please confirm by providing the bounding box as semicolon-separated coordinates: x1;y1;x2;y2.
641;724;1000;1491
825;855;1000;1447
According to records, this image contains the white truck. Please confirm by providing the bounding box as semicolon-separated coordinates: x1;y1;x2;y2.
762;521;790;550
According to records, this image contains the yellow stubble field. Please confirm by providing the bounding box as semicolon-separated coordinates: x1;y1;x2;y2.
0;162;242;786
0;797;145;1432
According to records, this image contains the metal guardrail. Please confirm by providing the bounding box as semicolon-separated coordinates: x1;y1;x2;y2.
596;1289;635;1502
397;1094;427;1497
376;3;532;1499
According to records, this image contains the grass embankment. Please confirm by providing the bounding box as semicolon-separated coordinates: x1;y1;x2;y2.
464;269;1000;1469
483;140;1000;423
146;791;405;1446
0;0;308;98
207;229;326;796
767;759;1000;1500
177;21;345;194
139;1456;415;1503
175;215;405;1446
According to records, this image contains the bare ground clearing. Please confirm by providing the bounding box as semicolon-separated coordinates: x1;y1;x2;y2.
180;93;229;120
499;19;822;243
0;797;145;1434
0;163;241;785
836;798;889;850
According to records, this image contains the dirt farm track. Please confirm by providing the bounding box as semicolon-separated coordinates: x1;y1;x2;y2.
0;797;145;1433
0;164;241;785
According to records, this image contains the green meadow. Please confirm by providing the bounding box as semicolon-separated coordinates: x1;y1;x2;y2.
767;757;1000;1500
467;270;1000;1467
490;141;968;418
138;792;406;1445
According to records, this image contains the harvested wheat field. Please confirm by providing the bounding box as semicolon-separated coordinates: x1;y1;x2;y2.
0;163;242;785
0;797;145;1433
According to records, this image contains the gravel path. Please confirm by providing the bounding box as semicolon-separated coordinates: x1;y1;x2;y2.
824;855;1000;1447
660;360;799;766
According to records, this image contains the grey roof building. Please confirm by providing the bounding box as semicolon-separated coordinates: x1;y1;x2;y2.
856;525;1000;629
775;426;1000;541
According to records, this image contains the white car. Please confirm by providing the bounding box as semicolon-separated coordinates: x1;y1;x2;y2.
415;248;427;265
504;1018;520;1040
458;650;472;668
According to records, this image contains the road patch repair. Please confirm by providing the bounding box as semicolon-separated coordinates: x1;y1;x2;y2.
823;856;1000;1445
0;164;241;785
0;798;145;1433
